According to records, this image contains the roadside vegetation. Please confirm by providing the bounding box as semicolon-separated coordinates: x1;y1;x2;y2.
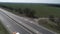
0;3;60;17
0;4;38;18
0;21;9;34
38;16;60;34
0;3;60;34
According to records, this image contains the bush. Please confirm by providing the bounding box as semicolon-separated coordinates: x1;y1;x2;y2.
38;19;48;25
0;5;37;18
24;8;36;18
48;15;55;22
56;18;60;28
18;8;23;14
24;8;31;14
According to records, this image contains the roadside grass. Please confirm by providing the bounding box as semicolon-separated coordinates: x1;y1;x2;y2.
0;21;9;34
38;19;60;34
1;3;60;17
1;3;60;34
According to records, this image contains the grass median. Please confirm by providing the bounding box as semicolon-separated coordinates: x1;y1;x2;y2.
0;21;9;34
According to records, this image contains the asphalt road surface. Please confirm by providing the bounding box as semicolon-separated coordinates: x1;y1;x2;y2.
0;10;33;34
0;8;56;34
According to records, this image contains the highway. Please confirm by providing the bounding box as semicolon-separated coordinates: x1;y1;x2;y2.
0;9;34;34
0;8;56;34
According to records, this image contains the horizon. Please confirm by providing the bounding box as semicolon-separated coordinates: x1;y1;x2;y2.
0;2;60;4
0;0;60;4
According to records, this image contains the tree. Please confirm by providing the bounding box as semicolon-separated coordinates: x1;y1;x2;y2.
18;8;23;14
29;10;36;17
24;8;31;14
23;8;36;18
24;8;31;16
49;15;55;22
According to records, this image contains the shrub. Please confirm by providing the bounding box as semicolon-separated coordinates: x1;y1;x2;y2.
38;19;48;25
48;15;55;22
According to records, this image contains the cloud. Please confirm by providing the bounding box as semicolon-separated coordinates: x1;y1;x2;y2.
0;0;60;3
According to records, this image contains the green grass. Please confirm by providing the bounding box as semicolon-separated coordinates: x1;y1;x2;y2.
1;3;60;34
38;19;60;34
0;3;60;33
1;3;60;17
0;21;9;34
44;22;60;34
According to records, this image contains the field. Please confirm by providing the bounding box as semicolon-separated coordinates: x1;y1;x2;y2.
0;3;60;17
0;21;9;34
38;19;60;34
0;3;60;34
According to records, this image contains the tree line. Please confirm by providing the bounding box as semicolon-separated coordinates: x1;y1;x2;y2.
0;5;38;18
0;5;60;30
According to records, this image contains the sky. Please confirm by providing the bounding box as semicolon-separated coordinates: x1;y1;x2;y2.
0;0;60;3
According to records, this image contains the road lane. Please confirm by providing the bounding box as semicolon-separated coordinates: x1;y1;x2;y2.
9;15;55;34
0;11;32;34
14;18;55;34
0;8;56;34
0;8;42;34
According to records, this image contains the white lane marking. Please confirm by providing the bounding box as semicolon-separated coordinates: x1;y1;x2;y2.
20;22;22;23
25;19;28;21
6;25;10;28
18;20;43;34
11;19;33;34
0;8;43;34
23;18;34;23
30;21;33;23
36;31;42;34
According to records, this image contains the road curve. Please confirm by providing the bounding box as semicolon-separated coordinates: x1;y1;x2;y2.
0;8;57;34
0;10;34;34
